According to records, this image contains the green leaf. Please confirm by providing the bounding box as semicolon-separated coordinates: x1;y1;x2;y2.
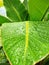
42;55;49;65
0;63;10;65
0;47;7;64
2;21;49;65
28;0;49;21
0;16;11;24
3;0;28;21
23;0;28;9
43;9;49;21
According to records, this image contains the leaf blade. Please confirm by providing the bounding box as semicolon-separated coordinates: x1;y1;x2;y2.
0;15;11;24
2;21;49;65
28;0;49;21
3;0;28;21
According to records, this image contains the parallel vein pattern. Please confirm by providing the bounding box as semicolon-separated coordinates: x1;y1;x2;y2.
3;0;28;21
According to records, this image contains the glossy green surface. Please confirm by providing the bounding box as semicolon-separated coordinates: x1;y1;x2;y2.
2;21;49;65
3;0;28;21
0;16;11;24
28;0;49;21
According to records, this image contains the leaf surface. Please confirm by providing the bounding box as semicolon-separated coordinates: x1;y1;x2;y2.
3;0;28;21
0;15;11;24
28;0;49;21
23;0;28;9
2;21;49;65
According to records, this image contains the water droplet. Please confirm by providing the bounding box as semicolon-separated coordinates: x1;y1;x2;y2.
39;51;42;54
16;59;19;64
